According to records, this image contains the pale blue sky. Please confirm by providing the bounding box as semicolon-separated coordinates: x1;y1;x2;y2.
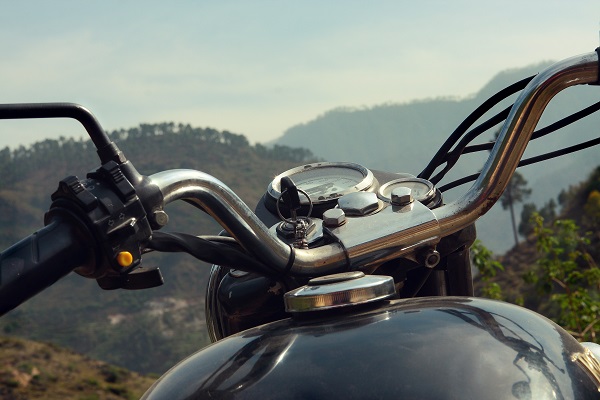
0;1;598;147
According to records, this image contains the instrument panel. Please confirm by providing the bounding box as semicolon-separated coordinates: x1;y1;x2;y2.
265;161;441;218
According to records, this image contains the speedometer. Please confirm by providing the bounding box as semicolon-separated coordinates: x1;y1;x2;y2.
265;162;377;216
378;177;442;208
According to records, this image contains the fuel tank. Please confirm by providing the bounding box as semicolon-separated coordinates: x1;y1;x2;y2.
142;297;600;399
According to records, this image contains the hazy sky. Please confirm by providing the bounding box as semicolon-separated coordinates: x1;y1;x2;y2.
0;1;599;147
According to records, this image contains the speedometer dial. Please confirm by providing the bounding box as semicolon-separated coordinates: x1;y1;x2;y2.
378;177;441;208
265;162;378;217
267;162;376;205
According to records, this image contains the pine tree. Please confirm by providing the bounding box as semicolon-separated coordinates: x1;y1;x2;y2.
501;171;531;247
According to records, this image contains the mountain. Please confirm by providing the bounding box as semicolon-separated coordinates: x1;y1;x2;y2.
0;124;315;375
273;61;600;252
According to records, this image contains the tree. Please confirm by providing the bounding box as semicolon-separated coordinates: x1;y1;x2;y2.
518;203;537;237
538;199;557;222
557;188;571;207
501;171;532;247
583;190;600;228
471;240;504;300
523;214;600;342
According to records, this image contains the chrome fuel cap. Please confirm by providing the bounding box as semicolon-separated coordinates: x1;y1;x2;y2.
284;272;395;313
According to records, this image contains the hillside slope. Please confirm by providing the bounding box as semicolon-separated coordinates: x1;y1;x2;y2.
475;166;600;334
0;335;155;400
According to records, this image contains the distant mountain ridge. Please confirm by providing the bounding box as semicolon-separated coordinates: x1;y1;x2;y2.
275;62;554;171
274;61;600;251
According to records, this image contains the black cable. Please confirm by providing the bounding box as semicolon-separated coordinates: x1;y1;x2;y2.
459;142;492;154
418;76;535;180
438;136;600;192
322;226;352;272
197;235;239;244
438;172;480;192
431;100;600;185
459;100;600;156
430;105;511;184
147;231;280;276
518;136;600;167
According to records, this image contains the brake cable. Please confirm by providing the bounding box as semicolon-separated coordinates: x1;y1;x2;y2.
438;136;600;192
431;100;600;185
418;76;534;180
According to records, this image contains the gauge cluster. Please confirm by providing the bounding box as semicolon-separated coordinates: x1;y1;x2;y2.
267;162;375;205
265;161;441;220
265;162;378;218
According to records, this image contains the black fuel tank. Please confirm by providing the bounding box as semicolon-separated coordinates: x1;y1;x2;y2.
143;297;600;399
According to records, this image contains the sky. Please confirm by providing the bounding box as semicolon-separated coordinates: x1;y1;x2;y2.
0;1;599;148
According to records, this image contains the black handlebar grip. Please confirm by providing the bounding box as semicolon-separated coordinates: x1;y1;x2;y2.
0;218;93;316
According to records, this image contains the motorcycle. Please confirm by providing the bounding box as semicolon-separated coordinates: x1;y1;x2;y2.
1;49;600;399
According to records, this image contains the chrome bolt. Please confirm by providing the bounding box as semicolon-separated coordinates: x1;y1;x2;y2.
391;187;413;206
322;208;346;227
424;249;441;269
338;192;379;216
152;210;169;227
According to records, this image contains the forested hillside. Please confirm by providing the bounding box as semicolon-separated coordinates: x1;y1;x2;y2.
474;166;600;341
0;123;314;374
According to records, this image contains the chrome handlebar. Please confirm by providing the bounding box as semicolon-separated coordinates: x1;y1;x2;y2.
434;52;599;234
148;169;349;275
149;52;600;276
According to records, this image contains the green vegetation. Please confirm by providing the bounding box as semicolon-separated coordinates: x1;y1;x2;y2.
474;167;600;343
470;240;505;301
526;214;599;341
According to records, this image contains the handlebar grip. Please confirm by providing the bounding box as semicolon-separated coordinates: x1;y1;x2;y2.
0;218;93;315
